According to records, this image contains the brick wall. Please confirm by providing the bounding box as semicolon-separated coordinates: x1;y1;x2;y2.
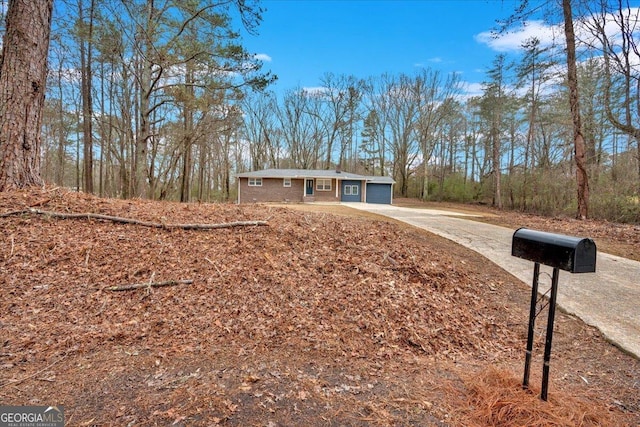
238;177;304;203
238;177;345;203
312;181;340;202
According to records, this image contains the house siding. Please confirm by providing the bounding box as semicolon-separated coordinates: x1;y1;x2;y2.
239;177;304;203
340;180;362;202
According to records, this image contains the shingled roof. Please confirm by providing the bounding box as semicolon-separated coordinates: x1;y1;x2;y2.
236;169;395;183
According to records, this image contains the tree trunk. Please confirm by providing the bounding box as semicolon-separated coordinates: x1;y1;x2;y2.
134;0;155;199
179;65;195;203
79;0;95;194
0;0;53;190
180;134;192;202
197;138;207;202
56;63;67;186
508;120;515;209
136;56;151;199
492;119;502;209
563;0;589;219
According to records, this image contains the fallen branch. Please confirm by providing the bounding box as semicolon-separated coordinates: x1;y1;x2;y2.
105;279;193;292
0;353;67;388
0;208;268;230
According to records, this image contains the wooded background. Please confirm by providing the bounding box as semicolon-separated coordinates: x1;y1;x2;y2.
3;0;638;222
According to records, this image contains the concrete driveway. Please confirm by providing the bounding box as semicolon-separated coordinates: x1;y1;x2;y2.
343;203;640;359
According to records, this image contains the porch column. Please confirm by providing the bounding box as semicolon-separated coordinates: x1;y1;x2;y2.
362;180;366;203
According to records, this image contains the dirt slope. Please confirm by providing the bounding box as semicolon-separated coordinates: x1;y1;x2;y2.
0;188;638;426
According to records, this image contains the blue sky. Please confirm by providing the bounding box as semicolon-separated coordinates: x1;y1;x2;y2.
242;0;538;96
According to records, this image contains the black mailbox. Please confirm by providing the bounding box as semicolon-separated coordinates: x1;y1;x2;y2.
512;228;596;273
512;227;597;401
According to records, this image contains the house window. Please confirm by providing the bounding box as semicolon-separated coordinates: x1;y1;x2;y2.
316;179;332;191
248;178;262;186
283;178;291;187
344;185;359;196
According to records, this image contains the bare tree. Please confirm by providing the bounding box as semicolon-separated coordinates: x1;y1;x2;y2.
412;68;460;200
242;91;280;171
584;0;640;190
277;89;323;169
385;74;421;197
316;73;364;169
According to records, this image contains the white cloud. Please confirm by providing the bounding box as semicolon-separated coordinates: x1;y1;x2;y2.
301;86;328;96
461;81;484;98
254;53;272;62
475;20;560;52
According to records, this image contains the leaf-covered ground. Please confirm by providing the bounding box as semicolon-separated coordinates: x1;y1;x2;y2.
1;188;638;426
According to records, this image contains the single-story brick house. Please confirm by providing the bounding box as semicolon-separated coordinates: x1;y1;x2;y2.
235;169;395;204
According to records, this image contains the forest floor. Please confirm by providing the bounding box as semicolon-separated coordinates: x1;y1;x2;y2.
0;188;638;426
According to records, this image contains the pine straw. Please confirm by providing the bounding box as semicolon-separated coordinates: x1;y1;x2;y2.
450;366;617;427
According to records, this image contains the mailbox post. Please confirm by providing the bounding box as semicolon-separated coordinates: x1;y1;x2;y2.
511;228;596;401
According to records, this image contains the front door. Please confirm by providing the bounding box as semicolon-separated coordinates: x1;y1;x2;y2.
306;179;314;195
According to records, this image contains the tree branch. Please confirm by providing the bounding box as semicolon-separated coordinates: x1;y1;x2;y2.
0;208;268;229
105;279;193;292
